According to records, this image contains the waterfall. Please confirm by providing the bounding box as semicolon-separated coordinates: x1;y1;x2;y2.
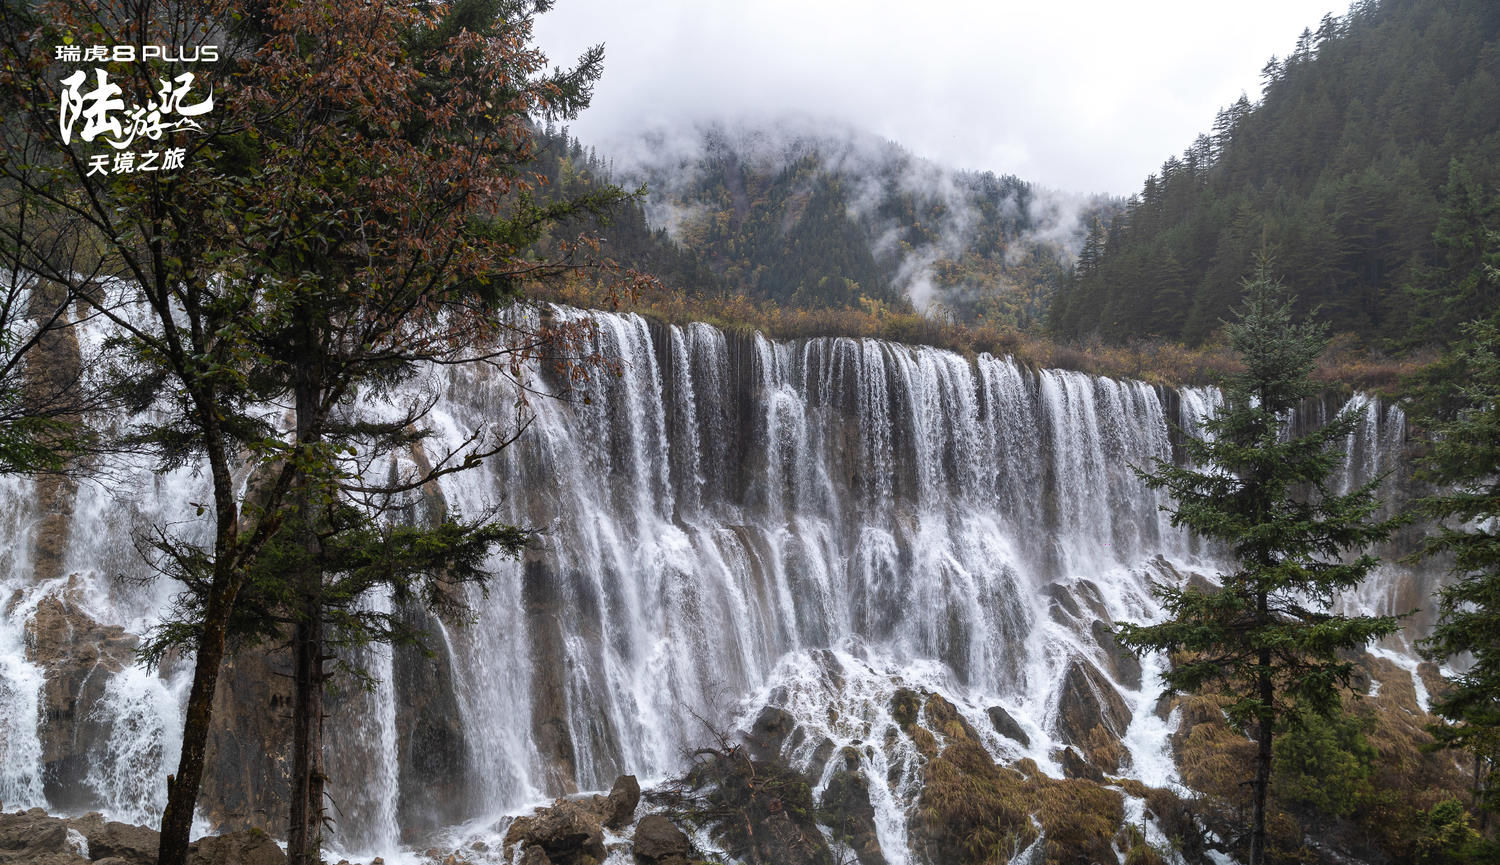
0;307;1432;862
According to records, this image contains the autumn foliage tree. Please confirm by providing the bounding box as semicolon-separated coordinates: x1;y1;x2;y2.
1;1;627;864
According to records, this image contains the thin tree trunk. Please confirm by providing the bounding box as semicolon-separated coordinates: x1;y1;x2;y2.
158;402;244;865
1249;652;1273;865
157;581;237;865
1248;580;1274;865
1477;754;1488;831
287;606;325;865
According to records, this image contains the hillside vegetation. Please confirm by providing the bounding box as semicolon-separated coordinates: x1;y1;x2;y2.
1049;0;1500;349
532;122;1111;331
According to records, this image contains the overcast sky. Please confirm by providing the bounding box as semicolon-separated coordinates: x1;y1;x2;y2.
533;0;1346;196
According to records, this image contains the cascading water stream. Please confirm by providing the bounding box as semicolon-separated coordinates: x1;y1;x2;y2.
0;306;1433;864
0;473;47;809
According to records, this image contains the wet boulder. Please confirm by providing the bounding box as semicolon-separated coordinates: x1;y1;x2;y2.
819;749;885;865
504;798;607;865
631;814;692;865
0;808;88;864
803;737;836;786
600;774;640;830
1059;746;1105;782
676;745;833;865
1055;659;1132;774
1090;620;1142;690
83;820;159;864
187;828;287;865
746;705;796;763
985;705;1030;748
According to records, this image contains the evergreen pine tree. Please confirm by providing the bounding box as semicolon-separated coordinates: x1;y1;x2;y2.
1415;318;1500;816
1117;261;1401;865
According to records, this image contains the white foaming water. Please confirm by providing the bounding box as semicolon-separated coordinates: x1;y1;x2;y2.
0;306;1435;864
84;665;186;825
325;588;404;860
0;471;47;809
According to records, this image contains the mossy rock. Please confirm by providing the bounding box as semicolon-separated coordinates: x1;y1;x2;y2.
924;693;981;744
890;688;923;728
910;690;1126;865
678;749;833;865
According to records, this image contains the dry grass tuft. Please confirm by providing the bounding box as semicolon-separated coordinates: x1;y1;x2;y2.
906;691;1125;865
534;276;1424;389
1028;776;1124;865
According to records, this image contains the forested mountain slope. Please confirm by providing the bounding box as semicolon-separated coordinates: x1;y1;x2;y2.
538;122;1115;330
1049;0;1500;347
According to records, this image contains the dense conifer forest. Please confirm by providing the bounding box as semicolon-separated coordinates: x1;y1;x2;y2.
1049;0;1500;349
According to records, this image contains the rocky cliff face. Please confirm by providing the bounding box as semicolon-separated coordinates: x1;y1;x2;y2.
20;583;138;812
0;308;1439;864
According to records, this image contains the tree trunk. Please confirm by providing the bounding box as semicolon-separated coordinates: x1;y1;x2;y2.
1249;651;1274;865
286;604;325;865
1477;754;1489;831
158;400;245;865
157;578;239;865
286;321;326;865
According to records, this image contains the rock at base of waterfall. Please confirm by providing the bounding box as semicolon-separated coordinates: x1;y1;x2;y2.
1055;658;1132;773
505;776;645;863
746;705;795;763
83;820;159;863
819;750;886;865
907;688;1128;865
631;814;692;865
1059;746;1105;782
667;744;834;865
985;705;1030;748
503;799;607;865
909;706;1035;865
0;808;87;865
600;774;640;830
0;811;284;865
188;829;287;865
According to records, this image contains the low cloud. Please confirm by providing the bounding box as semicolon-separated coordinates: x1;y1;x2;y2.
604;114;1105;313
534;0;1344;195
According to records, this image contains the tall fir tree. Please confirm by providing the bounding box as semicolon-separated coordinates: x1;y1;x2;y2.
1117;261;1401;865
1415;318;1500;817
